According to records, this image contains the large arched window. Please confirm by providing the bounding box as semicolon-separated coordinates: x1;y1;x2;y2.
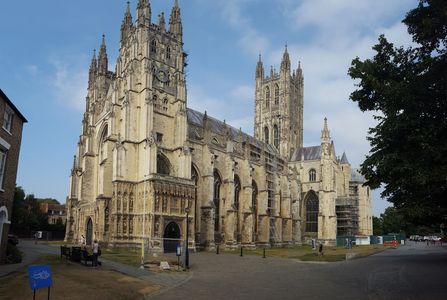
305;192;319;232
264;126;269;144
273;125;279;148
99;125;108;161
157;154;170;175
213;170;222;232
191;165;199;241
252;180;258;240
265;86;270;108
309;169;316;182
274;84;279;105
150;39;157;53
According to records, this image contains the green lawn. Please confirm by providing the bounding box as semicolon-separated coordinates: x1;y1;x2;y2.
224;244;388;262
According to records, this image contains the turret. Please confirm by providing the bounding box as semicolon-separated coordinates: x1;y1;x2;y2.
256;54;264;79
88;49;97;88
321;117;331;144
280;45;291;73
120;2;134;44
169;0;183;39
98;35;108;75
137;0;151;27
158;13;166;32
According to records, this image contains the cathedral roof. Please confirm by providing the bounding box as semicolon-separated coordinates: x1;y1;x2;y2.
290;146;321;161
186;108;278;154
351;168;366;183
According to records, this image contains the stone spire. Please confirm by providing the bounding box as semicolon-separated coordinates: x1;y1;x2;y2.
158;12;166;31
169;0;183;38
256;54;264;79
296;61;303;78
137;0;151;27
88;49;97;87
340;152;349;164
98;35;108;75
321;117;331;144
280;44;291;72
120;2;134;43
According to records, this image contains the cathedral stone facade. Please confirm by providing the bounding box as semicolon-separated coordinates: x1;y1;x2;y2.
65;0;372;251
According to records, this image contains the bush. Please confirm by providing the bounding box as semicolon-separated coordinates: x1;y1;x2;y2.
6;243;22;264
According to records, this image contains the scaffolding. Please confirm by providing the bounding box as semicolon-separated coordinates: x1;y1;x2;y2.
336;197;359;236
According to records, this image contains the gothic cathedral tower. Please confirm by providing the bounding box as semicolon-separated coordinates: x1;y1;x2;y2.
254;47;304;158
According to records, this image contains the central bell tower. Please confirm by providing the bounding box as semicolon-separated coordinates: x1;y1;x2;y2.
254;46;303;158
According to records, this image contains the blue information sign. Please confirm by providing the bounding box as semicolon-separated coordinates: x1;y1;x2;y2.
28;265;53;290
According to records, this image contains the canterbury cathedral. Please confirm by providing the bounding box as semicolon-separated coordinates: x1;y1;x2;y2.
65;0;372;251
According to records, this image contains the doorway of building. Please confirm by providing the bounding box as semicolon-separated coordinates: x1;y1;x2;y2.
163;222;180;253
86;218;93;246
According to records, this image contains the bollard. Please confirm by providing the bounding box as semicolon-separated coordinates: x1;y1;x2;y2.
263;248;266;258
240;246;243;257
216;244;220;255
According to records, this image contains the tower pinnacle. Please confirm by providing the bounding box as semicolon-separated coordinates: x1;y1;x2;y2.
98;35;108;75
280;44;291;72
256;54;264;79
169;0;183;38
120;2;134;43
321;117;331;143
137;0;151;27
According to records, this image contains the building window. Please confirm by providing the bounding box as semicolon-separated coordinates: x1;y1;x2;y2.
156;154;170;175
309;169;316;182
274;84;279;105
273;125;279;148
3;106;13;133
213;170;222;232
252;180;258;240
305;192;319;232
150;39;157;53
234;175;241;210
0;148;6;189
264;127;269;144
166;46;171;59
265;86;270;108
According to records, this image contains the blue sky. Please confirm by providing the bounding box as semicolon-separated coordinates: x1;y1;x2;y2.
0;0;417;216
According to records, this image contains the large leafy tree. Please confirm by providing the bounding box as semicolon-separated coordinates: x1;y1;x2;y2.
349;0;447;226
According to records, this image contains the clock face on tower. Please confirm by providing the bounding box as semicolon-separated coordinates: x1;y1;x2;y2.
156;68;169;83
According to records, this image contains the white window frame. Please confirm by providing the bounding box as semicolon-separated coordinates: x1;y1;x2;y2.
0;148;7;190
3;105;13;133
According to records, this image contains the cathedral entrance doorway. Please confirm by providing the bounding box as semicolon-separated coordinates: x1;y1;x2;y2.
163;222;180;253
86;217;93;246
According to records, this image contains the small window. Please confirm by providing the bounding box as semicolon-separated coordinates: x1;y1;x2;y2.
166;46;171;59
265;86;270;108
150;39;157;53
309;169;316;182
274;84;279;105
0;148;7;189
273;125;279;148
156;132;163;143
264;127;269;144
3;106;13;133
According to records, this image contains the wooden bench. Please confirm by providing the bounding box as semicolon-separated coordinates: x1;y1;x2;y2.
81;249;94;266
60;246;71;260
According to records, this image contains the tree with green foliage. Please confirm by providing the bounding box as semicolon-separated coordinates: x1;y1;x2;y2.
372;216;383;236
348;0;447;227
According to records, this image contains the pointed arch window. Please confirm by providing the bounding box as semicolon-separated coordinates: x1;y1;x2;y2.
157;154;170;175
213;170;222;232
264;126;269;144
150;39;157;53
252;180;258;240
305;192;319;232
309;169;316;182
265;86;270;108
274;84;279;105
99;125;108;161
234;175;241;210
273;125;279;148
166;46;171;59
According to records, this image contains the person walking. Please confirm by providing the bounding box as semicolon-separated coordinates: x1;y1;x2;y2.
93;239;100;268
318;243;324;256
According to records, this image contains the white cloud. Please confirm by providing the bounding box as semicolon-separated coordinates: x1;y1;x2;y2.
25;65;39;77
230;84;254;102
48;58;88;111
218;0;269;55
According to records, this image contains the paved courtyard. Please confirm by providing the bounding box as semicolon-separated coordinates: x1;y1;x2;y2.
2;241;446;299
151;242;447;300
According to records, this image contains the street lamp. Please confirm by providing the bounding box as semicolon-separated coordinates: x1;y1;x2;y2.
185;206;190;269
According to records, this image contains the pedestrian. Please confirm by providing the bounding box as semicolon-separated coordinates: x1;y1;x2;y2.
92;239;100;268
80;235;85;245
318;243;323;256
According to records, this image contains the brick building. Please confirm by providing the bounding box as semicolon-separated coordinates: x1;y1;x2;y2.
0;89;27;263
